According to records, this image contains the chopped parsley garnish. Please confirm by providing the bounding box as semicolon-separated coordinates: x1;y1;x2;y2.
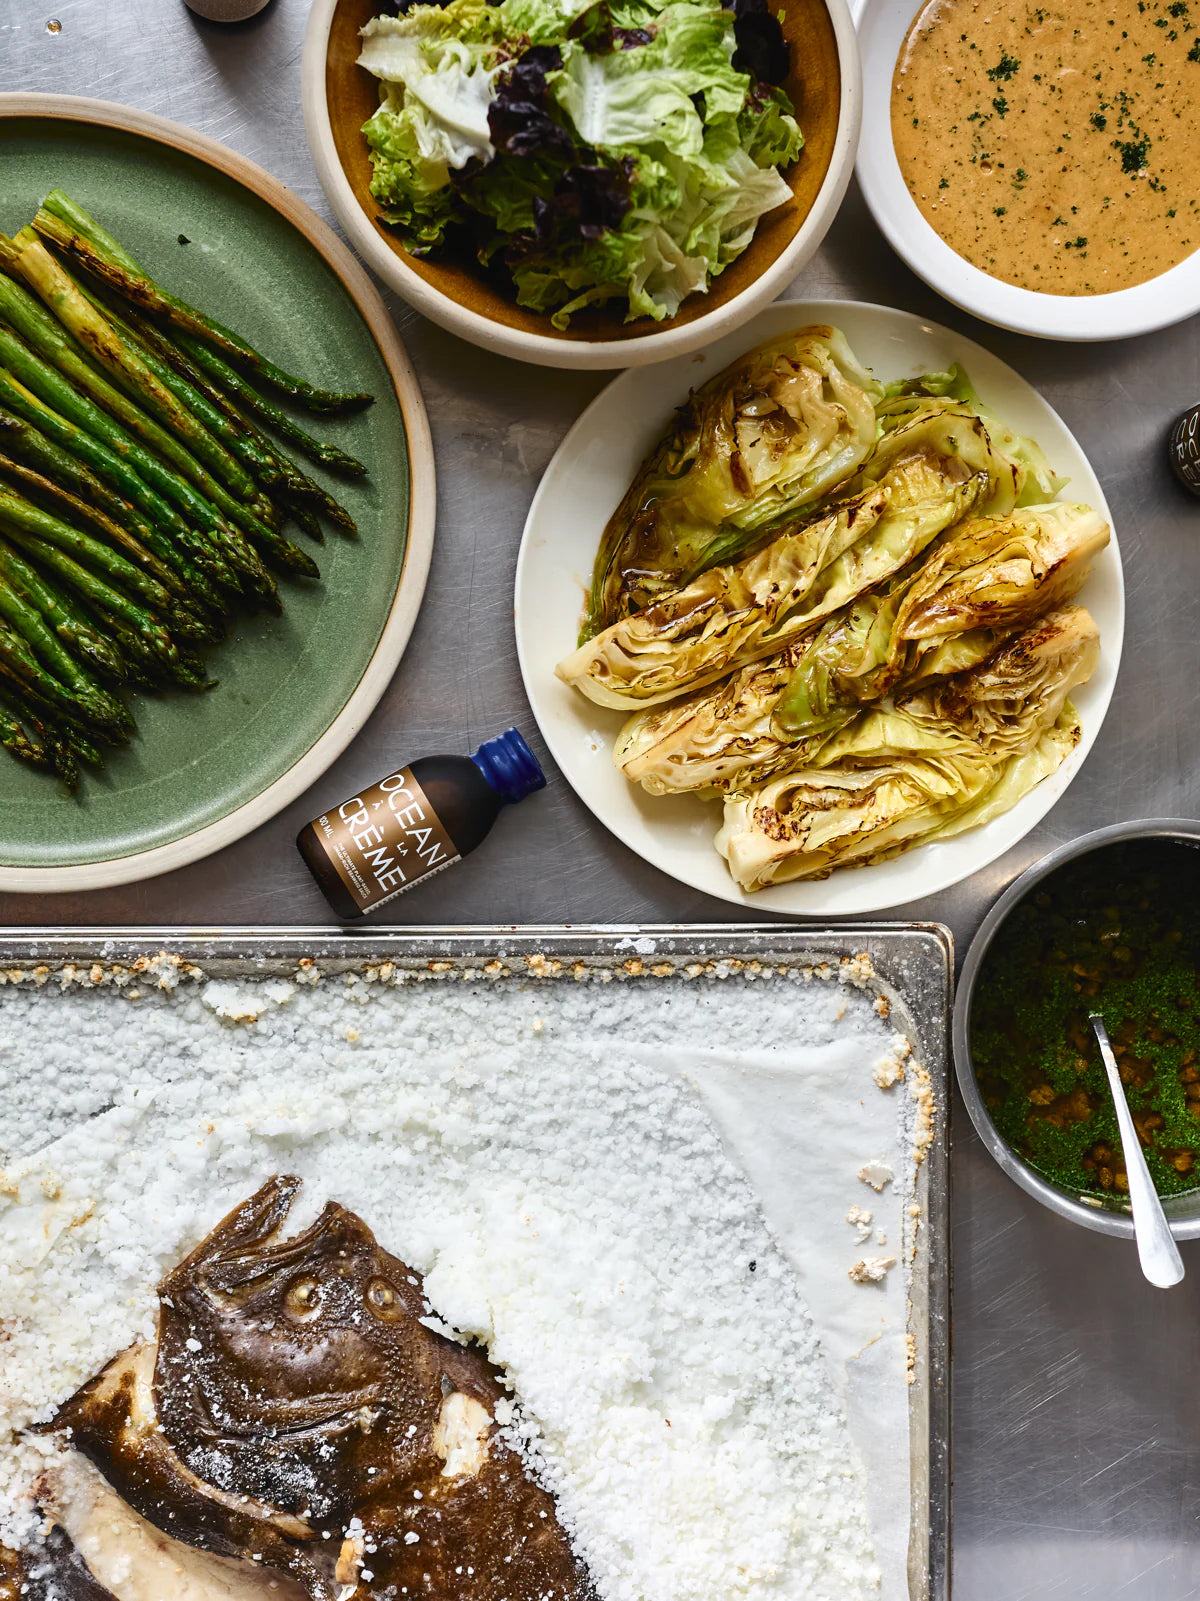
993;94;1009;116
1117;136;1151;172
987;51;1021;81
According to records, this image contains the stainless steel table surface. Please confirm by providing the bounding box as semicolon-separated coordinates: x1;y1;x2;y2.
4;1;1200;1594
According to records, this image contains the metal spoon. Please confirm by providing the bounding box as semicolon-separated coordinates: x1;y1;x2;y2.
1089;1014;1185;1288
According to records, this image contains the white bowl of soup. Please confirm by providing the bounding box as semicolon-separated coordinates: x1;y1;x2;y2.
855;0;1200;340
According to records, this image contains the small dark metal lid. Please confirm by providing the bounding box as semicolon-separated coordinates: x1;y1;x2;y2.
1168;404;1200;495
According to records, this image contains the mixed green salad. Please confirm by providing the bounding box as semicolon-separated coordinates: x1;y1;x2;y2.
358;0;803;327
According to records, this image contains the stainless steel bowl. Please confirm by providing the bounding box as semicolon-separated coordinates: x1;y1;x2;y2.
953;819;1200;1239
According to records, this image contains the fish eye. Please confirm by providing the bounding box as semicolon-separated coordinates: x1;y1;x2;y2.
284;1276;322;1320
366;1277;402;1318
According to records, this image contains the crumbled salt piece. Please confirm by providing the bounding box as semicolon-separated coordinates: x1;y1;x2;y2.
361;1571;374;1582
845;1204;874;1244
848;1256;896;1285
185;1337;202;1352
418;1315;463;1343
403;1533;419;1546
874;1230;887;1247
857;1159;894;1192
872;1052;905;1090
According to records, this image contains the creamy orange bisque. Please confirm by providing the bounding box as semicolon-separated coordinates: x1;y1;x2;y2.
890;0;1200;295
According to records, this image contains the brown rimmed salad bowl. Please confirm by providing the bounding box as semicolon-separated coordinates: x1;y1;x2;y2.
301;0;860;368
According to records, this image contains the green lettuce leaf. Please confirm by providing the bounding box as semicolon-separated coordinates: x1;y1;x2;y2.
551;4;748;157
359;14;500;169
362;89;460;251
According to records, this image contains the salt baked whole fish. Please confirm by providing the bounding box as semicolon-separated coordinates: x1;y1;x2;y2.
12;1177;595;1601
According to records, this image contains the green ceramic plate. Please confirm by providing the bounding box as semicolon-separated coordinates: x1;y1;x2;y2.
0;95;434;891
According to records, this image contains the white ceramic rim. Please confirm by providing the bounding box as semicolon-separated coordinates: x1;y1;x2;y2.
301;0;863;370
854;0;1200;342
514;298;1125;916
0;93;437;894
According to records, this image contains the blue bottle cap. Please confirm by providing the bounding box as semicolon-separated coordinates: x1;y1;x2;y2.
470;728;547;805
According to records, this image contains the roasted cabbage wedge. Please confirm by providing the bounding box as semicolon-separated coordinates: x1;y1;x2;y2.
615;642;829;796
613;500;1106;796
583;326;882;636
714;607;1099;888
558;412;1027;710
775;501;1109;734
877;366;1066;506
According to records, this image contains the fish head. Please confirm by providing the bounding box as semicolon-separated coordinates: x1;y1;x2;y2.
153;1177;446;1520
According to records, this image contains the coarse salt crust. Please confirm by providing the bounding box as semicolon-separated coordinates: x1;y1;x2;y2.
0;962;918;1600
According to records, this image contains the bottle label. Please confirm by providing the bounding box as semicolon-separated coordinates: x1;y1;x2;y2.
313;767;461;914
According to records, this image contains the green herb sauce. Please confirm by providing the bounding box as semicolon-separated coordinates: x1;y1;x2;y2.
971;841;1200;1201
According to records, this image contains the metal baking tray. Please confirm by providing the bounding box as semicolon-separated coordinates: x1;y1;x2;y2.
0;922;952;1601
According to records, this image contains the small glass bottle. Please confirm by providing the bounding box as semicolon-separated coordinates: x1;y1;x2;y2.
297;728;546;920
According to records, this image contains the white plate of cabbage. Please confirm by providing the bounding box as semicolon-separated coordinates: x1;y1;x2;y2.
515;302;1123;914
